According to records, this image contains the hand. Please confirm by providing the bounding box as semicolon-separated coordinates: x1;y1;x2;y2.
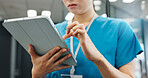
63;21;86;44
28;44;72;78
62;21;103;63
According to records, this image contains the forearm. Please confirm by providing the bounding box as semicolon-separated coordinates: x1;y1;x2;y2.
80;34;134;78
94;55;133;78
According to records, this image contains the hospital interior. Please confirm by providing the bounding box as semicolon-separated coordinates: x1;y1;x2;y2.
0;0;148;78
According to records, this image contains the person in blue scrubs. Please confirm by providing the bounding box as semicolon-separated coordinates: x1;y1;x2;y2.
28;0;143;78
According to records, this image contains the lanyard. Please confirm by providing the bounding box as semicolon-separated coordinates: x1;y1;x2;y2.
69;14;97;75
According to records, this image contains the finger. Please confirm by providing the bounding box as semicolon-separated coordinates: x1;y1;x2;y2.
72;24;85;32
52;65;71;71
43;46;61;60
73;29;85;37
47;48;68;64
28;44;39;59
66;21;79;34
63;31;73;40
52;54;72;67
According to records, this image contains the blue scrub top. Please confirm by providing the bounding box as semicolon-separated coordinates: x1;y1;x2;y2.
47;16;143;78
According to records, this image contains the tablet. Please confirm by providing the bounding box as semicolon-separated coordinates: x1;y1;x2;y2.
2;16;77;66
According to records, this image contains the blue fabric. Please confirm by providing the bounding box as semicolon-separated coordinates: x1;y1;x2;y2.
47;16;143;78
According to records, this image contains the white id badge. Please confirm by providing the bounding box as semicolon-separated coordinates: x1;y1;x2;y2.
61;74;83;78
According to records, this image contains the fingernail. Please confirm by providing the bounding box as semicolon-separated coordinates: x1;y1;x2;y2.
68;54;71;57
57;46;60;49
63;49;67;52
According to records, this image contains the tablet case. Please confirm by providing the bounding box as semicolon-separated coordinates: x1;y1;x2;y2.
2;16;77;66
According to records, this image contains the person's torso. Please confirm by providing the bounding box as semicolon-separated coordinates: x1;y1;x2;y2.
54;16;120;78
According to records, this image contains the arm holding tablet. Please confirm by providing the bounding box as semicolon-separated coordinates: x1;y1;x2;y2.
2;16;77;78
28;45;71;78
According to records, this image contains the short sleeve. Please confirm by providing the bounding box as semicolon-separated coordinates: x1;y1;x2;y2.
115;21;143;68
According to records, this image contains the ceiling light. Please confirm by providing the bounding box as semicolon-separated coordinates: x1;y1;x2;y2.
102;14;107;18
95;6;101;11
146;15;148;19
65;12;74;20
122;0;135;3
109;0;117;2
41;10;51;17
94;1;102;6
27;10;37;17
141;1;145;10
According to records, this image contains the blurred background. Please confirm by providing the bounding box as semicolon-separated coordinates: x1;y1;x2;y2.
0;0;148;78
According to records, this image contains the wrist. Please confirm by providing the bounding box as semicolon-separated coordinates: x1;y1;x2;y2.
32;69;46;78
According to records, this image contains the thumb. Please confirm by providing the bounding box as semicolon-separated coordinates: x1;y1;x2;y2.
28;44;39;59
63;35;68;40
63;32;73;40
